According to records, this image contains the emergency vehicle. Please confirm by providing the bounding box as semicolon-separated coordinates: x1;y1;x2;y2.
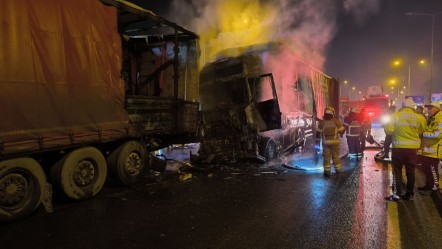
361;86;390;123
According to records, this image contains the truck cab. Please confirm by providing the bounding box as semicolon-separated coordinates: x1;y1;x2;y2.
192;55;282;164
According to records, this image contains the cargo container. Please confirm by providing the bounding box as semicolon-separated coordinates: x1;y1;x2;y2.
0;0;199;222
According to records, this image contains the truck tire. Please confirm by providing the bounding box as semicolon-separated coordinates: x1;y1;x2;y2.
51;147;107;200
0;158;46;223
259;137;277;162
107;141;147;185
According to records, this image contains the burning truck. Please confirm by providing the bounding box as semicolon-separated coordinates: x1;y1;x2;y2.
191;43;339;164
192;55;284;164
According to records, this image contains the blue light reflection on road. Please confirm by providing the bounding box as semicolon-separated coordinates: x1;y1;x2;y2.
309;178;328;209
284;153;323;171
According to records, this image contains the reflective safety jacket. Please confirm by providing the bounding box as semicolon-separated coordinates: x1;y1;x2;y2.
419;111;442;158
317;118;345;145
385;107;427;149
344;121;362;137
344;112;363;137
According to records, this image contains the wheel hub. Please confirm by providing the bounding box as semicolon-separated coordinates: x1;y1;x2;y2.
0;173;28;206
125;152;141;175
73;160;95;186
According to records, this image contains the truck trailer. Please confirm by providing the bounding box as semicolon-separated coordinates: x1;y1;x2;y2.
0;0;199;222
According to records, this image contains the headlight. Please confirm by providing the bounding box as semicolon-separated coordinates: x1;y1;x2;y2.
380;114;391;125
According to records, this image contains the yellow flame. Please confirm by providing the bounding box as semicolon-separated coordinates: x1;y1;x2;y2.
199;0;277;64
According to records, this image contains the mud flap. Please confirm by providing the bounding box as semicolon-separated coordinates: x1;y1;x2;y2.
41;182;54;213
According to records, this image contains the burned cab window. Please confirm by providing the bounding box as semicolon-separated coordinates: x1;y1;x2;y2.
251;76;274;102
200;79;247;110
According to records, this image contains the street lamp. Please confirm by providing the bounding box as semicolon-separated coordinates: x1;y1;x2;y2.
349;86;356;101
340;80;349;97
406;11;442;102
392;59;426;96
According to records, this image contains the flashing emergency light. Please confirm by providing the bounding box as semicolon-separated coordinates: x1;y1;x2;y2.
381;114;391;125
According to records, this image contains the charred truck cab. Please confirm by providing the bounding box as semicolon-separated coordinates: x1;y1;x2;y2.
192;55;304;164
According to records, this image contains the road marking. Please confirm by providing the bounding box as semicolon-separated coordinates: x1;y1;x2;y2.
353;152;391;248
386;202;401;249
384;158;402;249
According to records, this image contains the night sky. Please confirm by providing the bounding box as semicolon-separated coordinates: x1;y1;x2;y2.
130;0;442;102
326;0;442;101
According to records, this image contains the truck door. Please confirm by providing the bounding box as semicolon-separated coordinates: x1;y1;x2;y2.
247;73;282;131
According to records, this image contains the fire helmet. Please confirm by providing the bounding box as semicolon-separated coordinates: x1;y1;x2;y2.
324;107;335;116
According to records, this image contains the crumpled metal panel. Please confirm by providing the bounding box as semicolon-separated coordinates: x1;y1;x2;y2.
193;106;260;164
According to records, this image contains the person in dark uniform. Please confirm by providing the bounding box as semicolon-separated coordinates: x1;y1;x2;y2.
344;108;362;158
357;108;372;152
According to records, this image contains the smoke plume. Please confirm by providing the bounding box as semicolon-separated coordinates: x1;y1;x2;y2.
168;0;381;69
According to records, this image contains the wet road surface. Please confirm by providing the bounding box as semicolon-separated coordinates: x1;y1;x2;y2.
1;147;442;249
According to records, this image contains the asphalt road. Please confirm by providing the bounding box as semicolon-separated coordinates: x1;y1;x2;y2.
1;145;442;249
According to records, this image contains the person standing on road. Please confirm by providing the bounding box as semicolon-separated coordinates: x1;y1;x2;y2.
376;105;396;160
384;98;427;201
357;108;372;153
417;101;442;192
316;107;345;177
415;105;427;167
344;108;362;158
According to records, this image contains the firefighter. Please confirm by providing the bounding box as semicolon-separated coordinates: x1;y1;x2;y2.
417;101;442;192
358;108;372;152
344;107;362;158
316;107;345;177
384;97;427;201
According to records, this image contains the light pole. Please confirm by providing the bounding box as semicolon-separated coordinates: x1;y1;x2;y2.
340;80;348;98
406;11;442;102
349;86;356;101
392;59;426;96
407;64;410;96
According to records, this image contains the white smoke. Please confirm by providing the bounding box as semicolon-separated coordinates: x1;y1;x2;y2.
343;0;381;25
167;0;382;69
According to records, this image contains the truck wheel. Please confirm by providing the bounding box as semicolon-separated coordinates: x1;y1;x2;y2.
260;137;277;162
107;141;147;185
0;158;46;223
51;147;106;200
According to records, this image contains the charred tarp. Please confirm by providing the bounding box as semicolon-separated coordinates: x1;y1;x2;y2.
101;0;200;147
